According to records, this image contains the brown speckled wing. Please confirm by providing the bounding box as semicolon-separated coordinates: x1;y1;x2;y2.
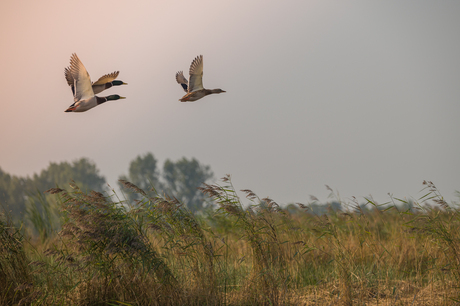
176;71;189;92
188;55;204;92
92;71;120;86
64;67;74;86
64;67;76;95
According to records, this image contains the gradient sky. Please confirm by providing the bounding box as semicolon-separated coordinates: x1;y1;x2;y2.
1;0;459;205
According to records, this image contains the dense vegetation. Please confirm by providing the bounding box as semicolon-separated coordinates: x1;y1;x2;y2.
1;177;459;305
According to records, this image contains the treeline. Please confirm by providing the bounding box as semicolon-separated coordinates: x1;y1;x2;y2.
0;153;213;218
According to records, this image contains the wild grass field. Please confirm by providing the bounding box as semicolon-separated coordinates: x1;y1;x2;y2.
1;177;460;305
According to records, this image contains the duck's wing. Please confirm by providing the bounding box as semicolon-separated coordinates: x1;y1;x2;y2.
64;67;74;86
64;67;76;95
92;71;119;86
188;55;204;92
68;53;94;102
176;71;188;92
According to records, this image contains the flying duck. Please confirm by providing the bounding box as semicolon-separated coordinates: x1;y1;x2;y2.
65;68;127;95
176;55;225;102
64;53;126;112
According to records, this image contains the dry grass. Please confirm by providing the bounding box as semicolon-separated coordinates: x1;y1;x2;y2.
1;178;460;305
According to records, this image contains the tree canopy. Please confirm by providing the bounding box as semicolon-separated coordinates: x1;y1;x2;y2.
0;158;106;218
31;158;106;193
162;157;213;212
118;154;214;212
117;153;162;201
0;168;28;217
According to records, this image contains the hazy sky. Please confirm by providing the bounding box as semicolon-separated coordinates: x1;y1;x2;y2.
1;0;459;205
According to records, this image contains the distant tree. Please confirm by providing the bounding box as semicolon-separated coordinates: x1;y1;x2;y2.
162;157;213;212
118;153;162;201
0;167;28;217
1;159;106;219
285;203;302;215
31;158;107;193
330;201;343;212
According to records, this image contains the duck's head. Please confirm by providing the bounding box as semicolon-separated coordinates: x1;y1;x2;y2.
107;94;126;101
112;80;128;86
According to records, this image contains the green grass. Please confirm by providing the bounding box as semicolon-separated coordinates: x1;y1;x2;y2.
1;178;459;305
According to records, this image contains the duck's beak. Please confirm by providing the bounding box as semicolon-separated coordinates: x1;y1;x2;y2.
119;96;126;99
122;82;128;85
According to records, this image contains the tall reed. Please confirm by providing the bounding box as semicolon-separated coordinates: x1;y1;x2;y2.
43;184;179;305
0;211;33;305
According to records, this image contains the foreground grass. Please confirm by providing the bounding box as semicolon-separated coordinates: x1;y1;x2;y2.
1;178;459;305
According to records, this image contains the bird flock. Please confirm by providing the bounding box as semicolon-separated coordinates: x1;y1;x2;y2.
64;54;226;112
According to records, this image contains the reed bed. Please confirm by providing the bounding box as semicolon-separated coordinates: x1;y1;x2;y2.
1;178;459;305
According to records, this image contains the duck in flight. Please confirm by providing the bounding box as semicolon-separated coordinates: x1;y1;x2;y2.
65;68;127;96
64;53;126;112
176;55;225;102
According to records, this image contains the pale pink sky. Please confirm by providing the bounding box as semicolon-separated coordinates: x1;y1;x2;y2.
1;0;459;204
